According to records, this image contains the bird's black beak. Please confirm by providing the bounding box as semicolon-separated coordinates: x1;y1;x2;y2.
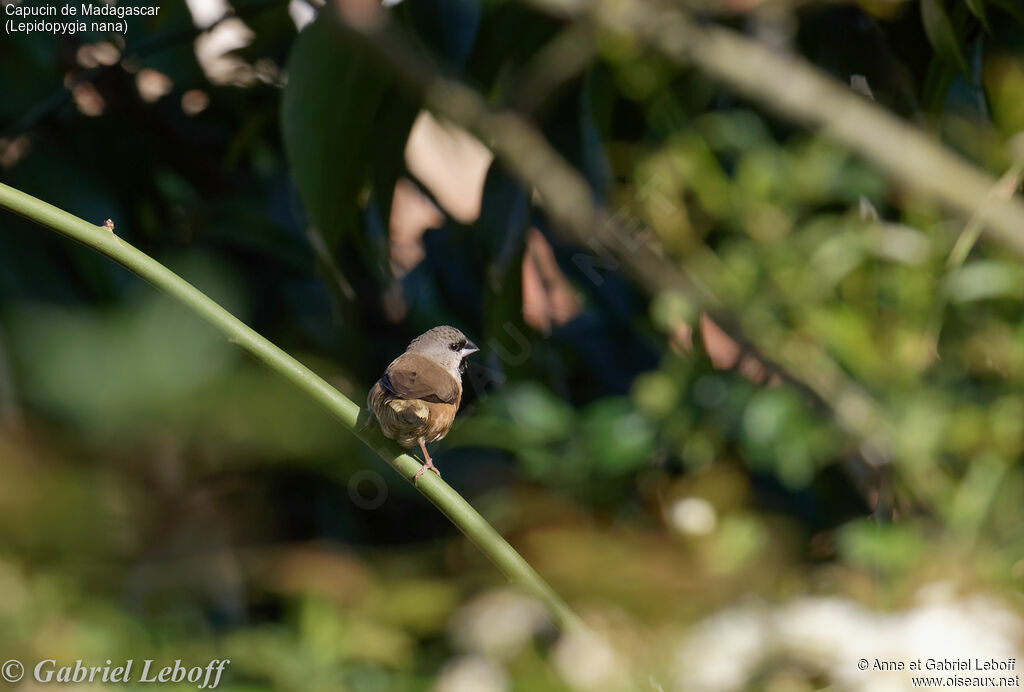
460;339;479;358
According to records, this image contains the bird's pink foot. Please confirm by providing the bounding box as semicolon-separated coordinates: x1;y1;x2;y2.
414;439;441;484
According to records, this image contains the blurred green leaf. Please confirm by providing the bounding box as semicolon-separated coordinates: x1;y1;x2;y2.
947;452;1007;538
743;389;798;448
502;383;576;443
9;283;237;434
358;579;459;635
650;291;697;333
983;55;1024;135
838;520;927;574
946;261;1024;303
964;0;989;30
582;398;656;474
478;164;531;377
986;0;1024;20
632;371;681;419
704;514;766;574
921;0;968;74
281;17;415;248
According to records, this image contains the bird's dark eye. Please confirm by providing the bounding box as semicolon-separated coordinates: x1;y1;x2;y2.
450;342;461;351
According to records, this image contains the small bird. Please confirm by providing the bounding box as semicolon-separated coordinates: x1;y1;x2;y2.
368;326;479;482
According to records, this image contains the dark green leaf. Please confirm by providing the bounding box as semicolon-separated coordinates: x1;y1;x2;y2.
921;0;968;75
476;164;531;375
964;0;990;30
281;17;415;248
986;0;1024;21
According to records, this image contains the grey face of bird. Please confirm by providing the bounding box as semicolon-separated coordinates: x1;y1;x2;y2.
405;326;479;376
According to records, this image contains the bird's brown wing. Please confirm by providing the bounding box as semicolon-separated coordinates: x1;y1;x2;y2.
381;352;461;404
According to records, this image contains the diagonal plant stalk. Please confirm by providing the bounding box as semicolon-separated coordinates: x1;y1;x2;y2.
0;181;584;634
924;159;1024;353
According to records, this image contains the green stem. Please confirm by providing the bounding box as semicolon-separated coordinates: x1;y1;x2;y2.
0;181;584;634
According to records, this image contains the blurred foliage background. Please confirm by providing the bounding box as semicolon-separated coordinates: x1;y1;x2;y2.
2;0;1024;689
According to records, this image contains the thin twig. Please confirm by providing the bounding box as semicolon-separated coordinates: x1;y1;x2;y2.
509;22;598;115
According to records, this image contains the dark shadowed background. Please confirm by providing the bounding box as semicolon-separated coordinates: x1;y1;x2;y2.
2;0;1024;689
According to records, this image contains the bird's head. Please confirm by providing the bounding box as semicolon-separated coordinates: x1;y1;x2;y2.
407;325;479;375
